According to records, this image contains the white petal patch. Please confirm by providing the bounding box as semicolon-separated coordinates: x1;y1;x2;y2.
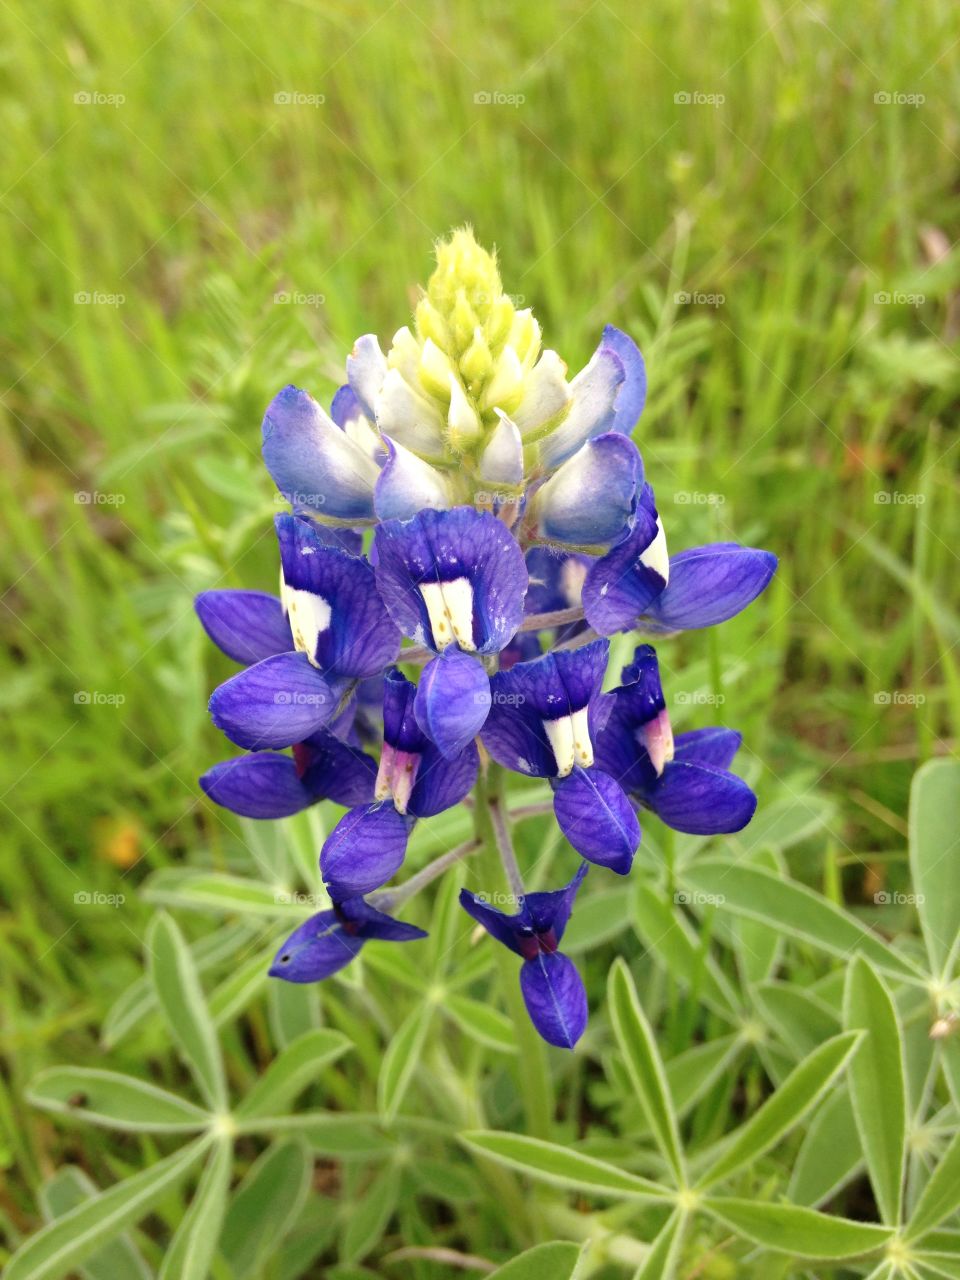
640;517;670;585
420;578;476;651
281;574;332;665
545;707;594;777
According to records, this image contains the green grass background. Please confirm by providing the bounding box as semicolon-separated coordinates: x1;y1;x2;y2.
1;0;958;1269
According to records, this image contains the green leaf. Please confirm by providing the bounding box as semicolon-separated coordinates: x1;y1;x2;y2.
159;1137;232;1280
147;913;226;1110
843;957;907;1225
906;1127;960;1240
236;1028;352;1119
608;959;685;1182
461;1131;670;1200
752;981;840;1059
699;1031;860;1188
239;1112;394;1158
220;1140;313;1278
28;1066;210;1132
208;944;274;1027
703;1197;892;1258
681;860;924;982
341;1162;400;1262
39;1168;150;1280
633;1209;686;1280
666;1035;743;1119
788;1088;862;1206
633;884;740;1019
5;1136;209;1280
378;1002;434;1123
490;1241;585;1278
562;886;634;953
909;758;960;979
142;869;301;917
444;994;517;1053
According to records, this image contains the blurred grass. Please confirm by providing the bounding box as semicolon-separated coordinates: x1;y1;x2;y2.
1;0;958;1245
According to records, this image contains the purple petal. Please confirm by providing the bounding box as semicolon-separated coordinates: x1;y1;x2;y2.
296;731;378;807
269;910;364;982
458;888;525;955
373;506;527;654
339;895;428;942
552;768;640;874
320;802;412;897
533;433;641;547
409;740;479;818
674;727;743;771
643;544;778;632
525;547;592;616
593;693;655;796
276;513;400;679
262;385;379;520
382;667;429;753
582;488;666;635
374;437;453;521
615;643;667;724
414;651;491;759
520;952;588;1048
209;651;338;749
330;384;363;429
540;337;625;469
478;683;554;779
601;325;647;435
200;753;313;819
649;760;757;834
520;863;588;943
195;590;291;665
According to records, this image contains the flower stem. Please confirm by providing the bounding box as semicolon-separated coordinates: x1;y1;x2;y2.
489;794;524;904
371;839;480;911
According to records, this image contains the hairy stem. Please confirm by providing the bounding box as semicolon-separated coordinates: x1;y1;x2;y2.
489;794;524;903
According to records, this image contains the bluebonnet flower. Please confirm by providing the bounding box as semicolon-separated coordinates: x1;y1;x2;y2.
195;227;776;1052
460;865;589;1049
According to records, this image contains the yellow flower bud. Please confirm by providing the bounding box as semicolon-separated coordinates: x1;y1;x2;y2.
418;338;455;401
460;326;493;389
415;297;450;352
485;297;516;353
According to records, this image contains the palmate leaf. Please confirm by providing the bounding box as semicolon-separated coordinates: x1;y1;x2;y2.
906;1127;960;1241
461;1131;671;1200
28;1066;210;1133
5;1136;211;1280
39;1168;151;1280
843;957;907;1225
788;1088;863;1207
702;1197;892;1259
909;758;960;979
698;1032;860;1189
235;1027;352;1119
608;958;685;1183
490;1240;586;1278
158;1137;232;1280
147;913;227;1111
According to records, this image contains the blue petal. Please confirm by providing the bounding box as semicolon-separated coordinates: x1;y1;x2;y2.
296;730;378;806
534;433;641;547
459;888;525;954
643;544;778;632
200;753;313;818
262;385;379;520
414;650;491;758
540;336;626;469
648;760;757;835
276;513;400;679
409;739;479;818
209;651;339;750
269;910;364;982
195;590;291;665
616;643;666;722
581;486;666;635
374;437;453;521
552;768;639;874
674;727;742;771
382;667;429;752
345;334;388;421
520;952;588;1049
478;411;524;486
525;547;592;616
601;325;647;435
320;802;412;897
593;693;655;796
330;384;363;429
340;895;428;943
374;506;528;654
520;863;588;942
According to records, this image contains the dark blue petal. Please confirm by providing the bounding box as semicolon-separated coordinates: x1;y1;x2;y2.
520;952;588;1049
649;760;757;834
269;910;364;982
674;727;742;771
373;506;528;654
296;731;378;807
330;384;363;429
593;693;656;796
382;667;429;753
582;487;665;635
195;590;292;665
643;544;778;632
320;802;412;897
478;681;554;779
200;753;313;818
525;547;592;616
409;740;479;818
601;325;647;435
552;767;640;874
615;643;666;723
339;895;428;943
458;887;525;955
276;513;400;680
262;385;379;520
520;863;588;943
414;650;491;759
533;433;641;546
295;512;364;558
209;651;338;750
